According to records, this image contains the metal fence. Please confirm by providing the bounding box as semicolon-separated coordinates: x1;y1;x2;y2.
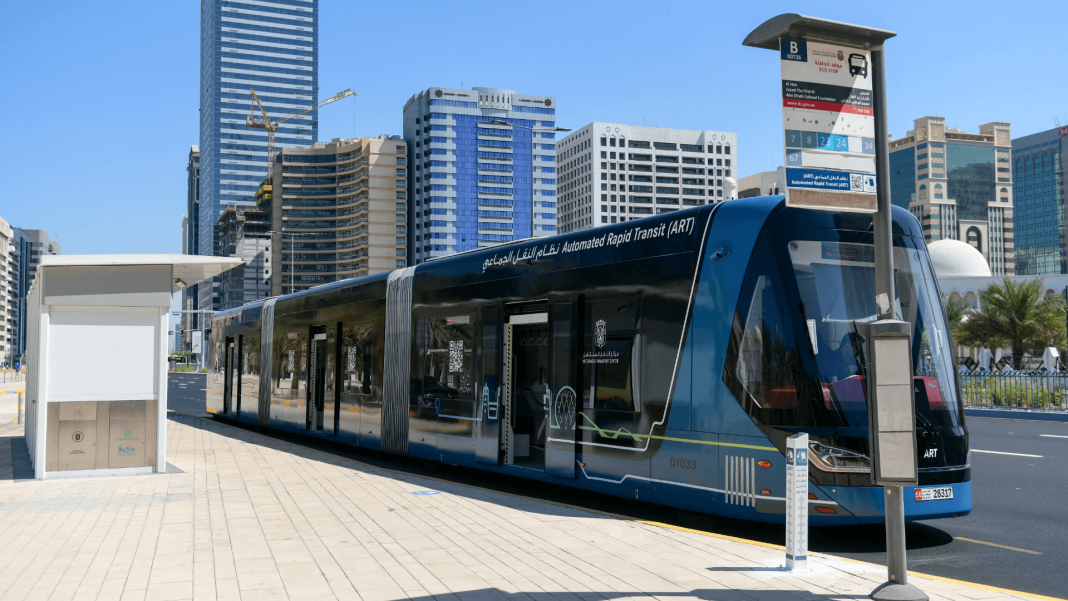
960;369;1068;412
1;370;25;383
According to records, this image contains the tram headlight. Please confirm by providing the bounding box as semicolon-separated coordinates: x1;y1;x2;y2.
807;441;871;473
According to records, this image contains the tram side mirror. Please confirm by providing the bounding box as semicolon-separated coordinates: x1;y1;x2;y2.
865;320;918;487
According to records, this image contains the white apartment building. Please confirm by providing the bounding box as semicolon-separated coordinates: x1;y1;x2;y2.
0;217;14;366
557;123;737;232
737;166;786;199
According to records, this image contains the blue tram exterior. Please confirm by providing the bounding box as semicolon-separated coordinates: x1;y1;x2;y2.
208;197;971;525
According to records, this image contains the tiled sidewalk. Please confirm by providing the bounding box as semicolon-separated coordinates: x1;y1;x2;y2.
0;415;1045;601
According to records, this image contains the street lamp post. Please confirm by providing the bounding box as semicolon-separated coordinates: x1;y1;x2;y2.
488;120;570;240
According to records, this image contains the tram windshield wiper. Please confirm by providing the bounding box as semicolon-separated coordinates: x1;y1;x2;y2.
915;408;938;437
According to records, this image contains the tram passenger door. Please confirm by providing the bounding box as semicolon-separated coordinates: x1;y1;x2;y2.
476;308;501;464
307;325;327;431
503;309;549;470
545;302;577;478
223;337;235;415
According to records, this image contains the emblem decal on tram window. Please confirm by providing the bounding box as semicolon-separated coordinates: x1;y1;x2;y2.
584;320;619;364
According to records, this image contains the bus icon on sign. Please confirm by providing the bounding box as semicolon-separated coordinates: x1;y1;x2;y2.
849;53;868;78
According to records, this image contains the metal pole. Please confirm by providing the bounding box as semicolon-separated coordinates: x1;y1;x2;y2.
18;391;24;425
872;46;895;320
884;485;908;584
870;46;927;601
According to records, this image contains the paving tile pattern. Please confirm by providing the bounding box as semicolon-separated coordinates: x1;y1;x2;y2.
0;415;1037;601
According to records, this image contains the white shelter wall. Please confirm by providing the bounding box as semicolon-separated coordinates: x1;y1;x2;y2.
46;306;159;400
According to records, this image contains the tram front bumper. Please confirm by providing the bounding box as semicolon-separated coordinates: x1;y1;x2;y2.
820;480;972;524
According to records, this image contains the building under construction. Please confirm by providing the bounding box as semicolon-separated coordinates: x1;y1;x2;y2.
216;204;272;310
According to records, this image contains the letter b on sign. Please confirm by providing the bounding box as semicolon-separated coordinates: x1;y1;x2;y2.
780;39;807;62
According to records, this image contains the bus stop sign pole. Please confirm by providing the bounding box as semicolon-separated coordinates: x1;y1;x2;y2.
744;15;927;601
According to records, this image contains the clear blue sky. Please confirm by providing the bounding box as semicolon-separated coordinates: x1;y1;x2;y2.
3;0;1067;257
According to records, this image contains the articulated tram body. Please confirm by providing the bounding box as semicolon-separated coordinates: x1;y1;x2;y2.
208;197;971;524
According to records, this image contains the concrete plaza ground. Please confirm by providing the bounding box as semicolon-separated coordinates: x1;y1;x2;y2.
0;379;26;425
0;414;1050;601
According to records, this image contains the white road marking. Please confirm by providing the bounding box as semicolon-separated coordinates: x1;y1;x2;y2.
972;449;1043;458
1039;434;1068;439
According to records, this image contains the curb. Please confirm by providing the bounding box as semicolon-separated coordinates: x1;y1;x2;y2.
965;408;1068;422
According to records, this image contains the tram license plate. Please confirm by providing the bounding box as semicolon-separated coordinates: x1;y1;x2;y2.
914;486;953;502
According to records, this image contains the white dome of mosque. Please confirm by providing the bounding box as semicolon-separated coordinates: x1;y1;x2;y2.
927;239;991;278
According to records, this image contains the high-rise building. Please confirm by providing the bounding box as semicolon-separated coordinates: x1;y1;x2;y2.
199;0;318;312
889;116;1014;276
737;167;785;199
403;87;559;263
1011;127;1067;275
216;205;272;309
264;136;409;295
0;217;14;367
182;145;200;352
556;124;736;233
9;228;59;366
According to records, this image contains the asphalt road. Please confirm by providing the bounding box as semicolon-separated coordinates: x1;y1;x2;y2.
167;373;1068;598
167;372;210;418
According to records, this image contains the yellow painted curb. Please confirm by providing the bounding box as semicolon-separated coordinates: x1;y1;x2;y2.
174;411;1063;601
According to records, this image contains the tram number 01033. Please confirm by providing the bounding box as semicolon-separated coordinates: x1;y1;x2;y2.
669;457;697;470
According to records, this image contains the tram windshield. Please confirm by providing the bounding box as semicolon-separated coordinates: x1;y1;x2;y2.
727;230;963;467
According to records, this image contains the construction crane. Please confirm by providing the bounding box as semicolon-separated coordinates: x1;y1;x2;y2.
246;88;356;180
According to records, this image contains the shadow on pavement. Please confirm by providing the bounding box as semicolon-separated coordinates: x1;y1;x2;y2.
173;413;957;558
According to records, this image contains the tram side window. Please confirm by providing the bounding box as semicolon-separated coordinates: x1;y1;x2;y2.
422;314;476;417
733;275;803;412
582;297;641;412
727;263;858;430
342;322;377;396
242;333;259;400
275;331;307;396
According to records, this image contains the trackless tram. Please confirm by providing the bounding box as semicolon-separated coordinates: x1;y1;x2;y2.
208;197;971;524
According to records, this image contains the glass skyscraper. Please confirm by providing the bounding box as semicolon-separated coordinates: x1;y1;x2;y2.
199;0;318;309
888;116;1014;275
403;87;558;264
1012;127;1067;275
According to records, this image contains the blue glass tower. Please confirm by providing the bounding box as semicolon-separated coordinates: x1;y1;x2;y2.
403;87;558;264
1013;127;1067;275
199;0;318;309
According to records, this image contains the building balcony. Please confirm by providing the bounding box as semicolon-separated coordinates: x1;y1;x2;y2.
338;173;367;184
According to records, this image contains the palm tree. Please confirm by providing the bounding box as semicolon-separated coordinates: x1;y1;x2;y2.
957;278;1067;369
943;296;968;341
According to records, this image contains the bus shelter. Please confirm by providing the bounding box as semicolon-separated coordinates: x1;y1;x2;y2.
23;255;242;479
